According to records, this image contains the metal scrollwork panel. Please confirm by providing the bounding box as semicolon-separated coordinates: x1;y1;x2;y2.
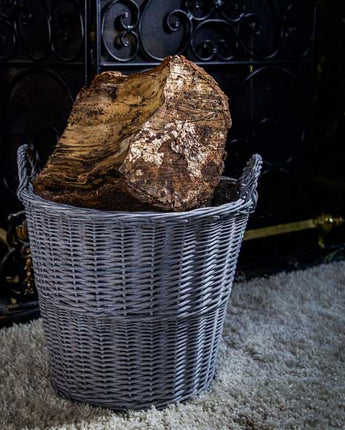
282;3;315;59
101;0;140;62
0;69;74;199
14;0;51;61
98;0;314;66
139;0;192;60
221;65;307;223
0;0;85;63
191;18;236;61
0;1;87;300
51;0;84;62
227;66;302;167
0;17;16;60
0;0;17;19
220;0;245;22
0;1;87;228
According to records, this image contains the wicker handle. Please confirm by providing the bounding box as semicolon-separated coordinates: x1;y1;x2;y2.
17;144;40;201
236;154;263;211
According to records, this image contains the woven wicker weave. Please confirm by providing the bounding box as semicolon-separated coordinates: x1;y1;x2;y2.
17;144;262;410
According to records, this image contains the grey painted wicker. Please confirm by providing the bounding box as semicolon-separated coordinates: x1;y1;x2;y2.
17;144;262;410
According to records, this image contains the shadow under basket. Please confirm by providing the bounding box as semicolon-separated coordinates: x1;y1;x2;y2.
17;144;262;410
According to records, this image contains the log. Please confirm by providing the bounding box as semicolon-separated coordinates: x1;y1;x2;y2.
34;55;231;211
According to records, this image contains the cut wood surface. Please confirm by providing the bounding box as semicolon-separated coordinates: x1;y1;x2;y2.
34;55;231;211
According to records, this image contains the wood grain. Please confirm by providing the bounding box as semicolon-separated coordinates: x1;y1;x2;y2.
34;55;231;211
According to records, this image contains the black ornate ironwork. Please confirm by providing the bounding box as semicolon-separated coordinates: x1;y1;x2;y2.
14;0;52;61
51;0;85;62
0;0;86;64
101;0;140;62
0;0;88;310
0;17;16;60
191;18;236;61
97;0;311;67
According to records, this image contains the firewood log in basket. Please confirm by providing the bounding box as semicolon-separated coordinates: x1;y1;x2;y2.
34;55;231;211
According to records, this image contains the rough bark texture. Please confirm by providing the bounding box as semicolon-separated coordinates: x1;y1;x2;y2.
34;55;231;211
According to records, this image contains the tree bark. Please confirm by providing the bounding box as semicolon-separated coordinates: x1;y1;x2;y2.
34;55;231;211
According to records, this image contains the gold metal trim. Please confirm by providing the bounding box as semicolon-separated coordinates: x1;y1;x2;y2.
0;227;7;245
244;214;344;248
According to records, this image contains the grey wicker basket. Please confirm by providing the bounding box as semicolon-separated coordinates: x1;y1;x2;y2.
17;144;262;410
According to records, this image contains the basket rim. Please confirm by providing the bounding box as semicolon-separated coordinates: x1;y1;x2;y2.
20;176;252;222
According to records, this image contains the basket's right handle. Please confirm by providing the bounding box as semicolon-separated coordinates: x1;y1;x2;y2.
236;154;263;211
17;144;40;201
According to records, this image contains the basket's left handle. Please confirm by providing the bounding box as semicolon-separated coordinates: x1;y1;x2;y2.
236;154;263;212
17;144;40;201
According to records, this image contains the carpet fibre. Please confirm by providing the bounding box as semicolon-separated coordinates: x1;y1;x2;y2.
1;262;344;430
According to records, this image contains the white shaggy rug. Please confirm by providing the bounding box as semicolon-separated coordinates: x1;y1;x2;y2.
0;262;344;430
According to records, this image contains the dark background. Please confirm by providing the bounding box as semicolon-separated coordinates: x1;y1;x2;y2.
0;0;344;324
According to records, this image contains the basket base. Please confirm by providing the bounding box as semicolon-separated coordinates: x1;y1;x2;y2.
50;369;218;411
42;301;227;411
